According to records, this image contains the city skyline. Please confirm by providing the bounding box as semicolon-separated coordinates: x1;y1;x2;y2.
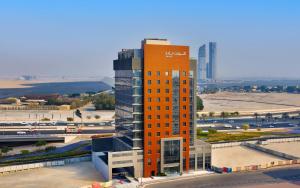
0;0;300;79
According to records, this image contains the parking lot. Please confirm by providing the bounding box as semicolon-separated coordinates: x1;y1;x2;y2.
212;146;282;168
0;162;103;188
263;141;300;158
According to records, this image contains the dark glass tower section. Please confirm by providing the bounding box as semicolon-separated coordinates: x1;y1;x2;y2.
113;49;144;150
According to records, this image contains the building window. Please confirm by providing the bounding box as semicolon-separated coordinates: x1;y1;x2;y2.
148;124;151;128
165;71;169;76
148;115;152;119
165;131;169;136
183;88;187;93
183;114;187;118
156;71;160;76
147;71;151;76
183;105;187;110
148;141;152;145
148;132;151;136
148;150;152;154
165;123;170;127
157;115;160;119
165;114;169;119
156;106;160;110
157;140;160;145
148;106;152;110
148;80;151;85
165;97;169;102
156;98;161;102
183;147;186;151
165;89;169;93
165;80;169;84
157;80;160;84
183;130;187;134
157;132;160;136
183;122;187;126
183;138;186;143
148;158;151;165
182;97;187;101
157;149;160;153
157;89;160;93
165;106;169;110
182;71;187;76
148;98;151;102
183;80;187;84
157;123;160;128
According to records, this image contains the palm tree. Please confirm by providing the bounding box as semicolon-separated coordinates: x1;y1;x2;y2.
254;113;259;126
265;113;273;122
221;112;226;122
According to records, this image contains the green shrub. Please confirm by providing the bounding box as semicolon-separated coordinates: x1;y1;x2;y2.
45;146;56;152
20;150;30;155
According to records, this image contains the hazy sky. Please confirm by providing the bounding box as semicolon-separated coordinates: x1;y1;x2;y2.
0;0;300;79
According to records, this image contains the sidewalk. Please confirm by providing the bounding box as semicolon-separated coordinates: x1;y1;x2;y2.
114;170;214;188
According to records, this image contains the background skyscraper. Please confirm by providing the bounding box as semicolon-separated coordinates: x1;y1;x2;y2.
198;42;217;82
198;45;206;81
207;42;217;80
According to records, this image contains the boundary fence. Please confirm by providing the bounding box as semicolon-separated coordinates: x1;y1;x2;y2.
0;156;91;175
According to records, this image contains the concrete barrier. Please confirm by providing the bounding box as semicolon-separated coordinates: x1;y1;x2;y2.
242;142;299;160
0;156;91;175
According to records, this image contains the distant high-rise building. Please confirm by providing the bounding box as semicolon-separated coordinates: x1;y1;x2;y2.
198;45;206;81
207;42;217;80
198;42;217;81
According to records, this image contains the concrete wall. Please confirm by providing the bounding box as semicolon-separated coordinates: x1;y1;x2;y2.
212;137;300;149
0;156;91;175
242;143;299;160
92;152;111;181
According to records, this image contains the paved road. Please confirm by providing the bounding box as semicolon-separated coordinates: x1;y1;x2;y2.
0;129;115;135
146;166;300;188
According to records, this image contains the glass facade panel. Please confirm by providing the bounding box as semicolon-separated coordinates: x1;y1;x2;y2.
172;70;180;135
163;139;180;164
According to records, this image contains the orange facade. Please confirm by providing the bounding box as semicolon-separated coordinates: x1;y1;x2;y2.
143;44;190;177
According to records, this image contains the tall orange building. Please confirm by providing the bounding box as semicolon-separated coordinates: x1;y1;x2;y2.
91;39;211;181
143;40;191;176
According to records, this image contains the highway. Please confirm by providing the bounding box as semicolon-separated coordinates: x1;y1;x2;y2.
146;166;300;188
0;128;115;135
198;117;300;131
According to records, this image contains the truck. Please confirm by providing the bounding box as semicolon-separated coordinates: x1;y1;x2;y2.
65;126;82;134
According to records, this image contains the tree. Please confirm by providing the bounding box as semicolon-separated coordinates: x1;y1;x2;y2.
254;113;259;126
208;129;217;134
233;111;239;116
94;115;101;119
20;150;30;155
201;114;207;121
35;140;47;150
196;96;204;111
1;146;12;156
221;112;229;121
45;146;56;152
265;113;273;122
86;116;91;120
197;128;202;136
67;117;74;122
242;124;250;131
209;112;215;118
93;93;115;110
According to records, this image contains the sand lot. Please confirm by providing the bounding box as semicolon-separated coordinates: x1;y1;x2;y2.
201;92;300;114
0;110;114;122
0;162;103;188
263;141;300;158
212;146;282;168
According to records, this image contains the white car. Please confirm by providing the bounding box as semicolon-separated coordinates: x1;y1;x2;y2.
17;131;26;135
